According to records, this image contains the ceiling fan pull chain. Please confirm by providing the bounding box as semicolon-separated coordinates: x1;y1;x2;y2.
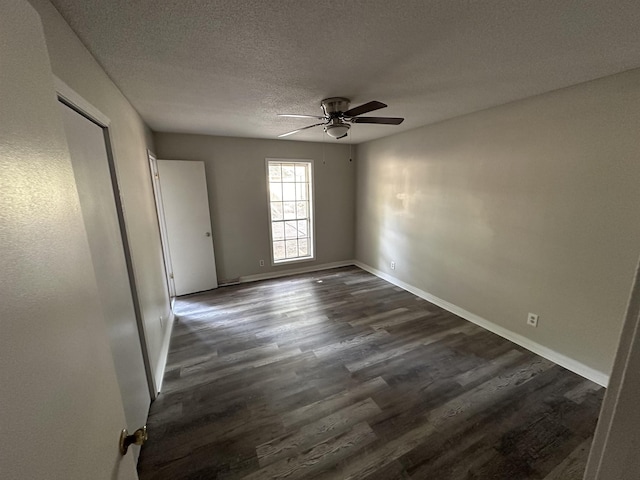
322;126;326;165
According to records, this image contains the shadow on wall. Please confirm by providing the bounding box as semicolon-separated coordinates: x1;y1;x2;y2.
363;148;494;282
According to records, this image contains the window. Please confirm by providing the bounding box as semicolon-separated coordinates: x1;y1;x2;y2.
266;159;314;263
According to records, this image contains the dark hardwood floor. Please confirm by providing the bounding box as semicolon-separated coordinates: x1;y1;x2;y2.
137;266;603;480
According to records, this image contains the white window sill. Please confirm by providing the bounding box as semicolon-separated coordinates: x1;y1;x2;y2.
272;256;315;267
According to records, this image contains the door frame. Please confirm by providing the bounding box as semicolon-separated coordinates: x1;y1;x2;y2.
147;150;176;299
585;255;640;479
55;76;156;399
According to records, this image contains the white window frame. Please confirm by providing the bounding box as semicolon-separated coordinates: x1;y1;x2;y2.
265;158;316;265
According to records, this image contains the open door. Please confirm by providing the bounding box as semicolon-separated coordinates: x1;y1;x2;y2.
57;88;152;460
156;160;218;296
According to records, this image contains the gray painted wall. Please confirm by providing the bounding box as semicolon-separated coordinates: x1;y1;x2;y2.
355;68;640;376
154;133;356;283
29;0;172;386
0;1;136;477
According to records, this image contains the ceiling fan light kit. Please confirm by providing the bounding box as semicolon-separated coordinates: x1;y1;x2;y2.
324;119;350;139
278;97;404;140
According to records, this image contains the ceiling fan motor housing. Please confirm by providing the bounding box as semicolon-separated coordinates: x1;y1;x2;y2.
321;97;351;118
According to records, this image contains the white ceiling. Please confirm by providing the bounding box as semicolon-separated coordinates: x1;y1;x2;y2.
50;0;640;144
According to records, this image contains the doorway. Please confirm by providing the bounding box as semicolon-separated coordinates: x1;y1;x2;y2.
148;151;176;299
149;158;218;296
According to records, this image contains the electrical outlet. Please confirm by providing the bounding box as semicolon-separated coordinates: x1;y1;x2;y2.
527;313;539;328
259;259;265;267
390;261;396;270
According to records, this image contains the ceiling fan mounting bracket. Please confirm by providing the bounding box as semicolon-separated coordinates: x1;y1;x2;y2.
321;97;350;118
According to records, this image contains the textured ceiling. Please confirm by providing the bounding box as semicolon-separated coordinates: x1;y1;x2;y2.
50;0;640;143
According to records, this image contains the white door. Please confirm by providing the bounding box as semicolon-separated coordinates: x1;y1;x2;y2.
157;160;218;295
59;101;151;458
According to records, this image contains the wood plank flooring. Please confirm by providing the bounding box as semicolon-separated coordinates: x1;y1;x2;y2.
137;266;603;480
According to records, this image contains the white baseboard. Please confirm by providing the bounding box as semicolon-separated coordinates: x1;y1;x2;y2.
154;309;176;393
238;260;355;284
354;261;609;387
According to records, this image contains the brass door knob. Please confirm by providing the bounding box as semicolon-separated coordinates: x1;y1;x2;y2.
119;425;147;455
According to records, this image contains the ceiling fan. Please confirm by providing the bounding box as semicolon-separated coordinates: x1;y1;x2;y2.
278;97;404;140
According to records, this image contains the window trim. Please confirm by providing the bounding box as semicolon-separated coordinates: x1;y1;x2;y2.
265;158;316;266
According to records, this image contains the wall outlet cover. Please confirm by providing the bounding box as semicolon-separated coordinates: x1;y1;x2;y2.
527;313;539;327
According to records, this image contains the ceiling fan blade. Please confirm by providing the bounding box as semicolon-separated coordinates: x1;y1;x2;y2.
351;117;404;125
344;100;387;117
278;122;325;138
278;114;326;120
